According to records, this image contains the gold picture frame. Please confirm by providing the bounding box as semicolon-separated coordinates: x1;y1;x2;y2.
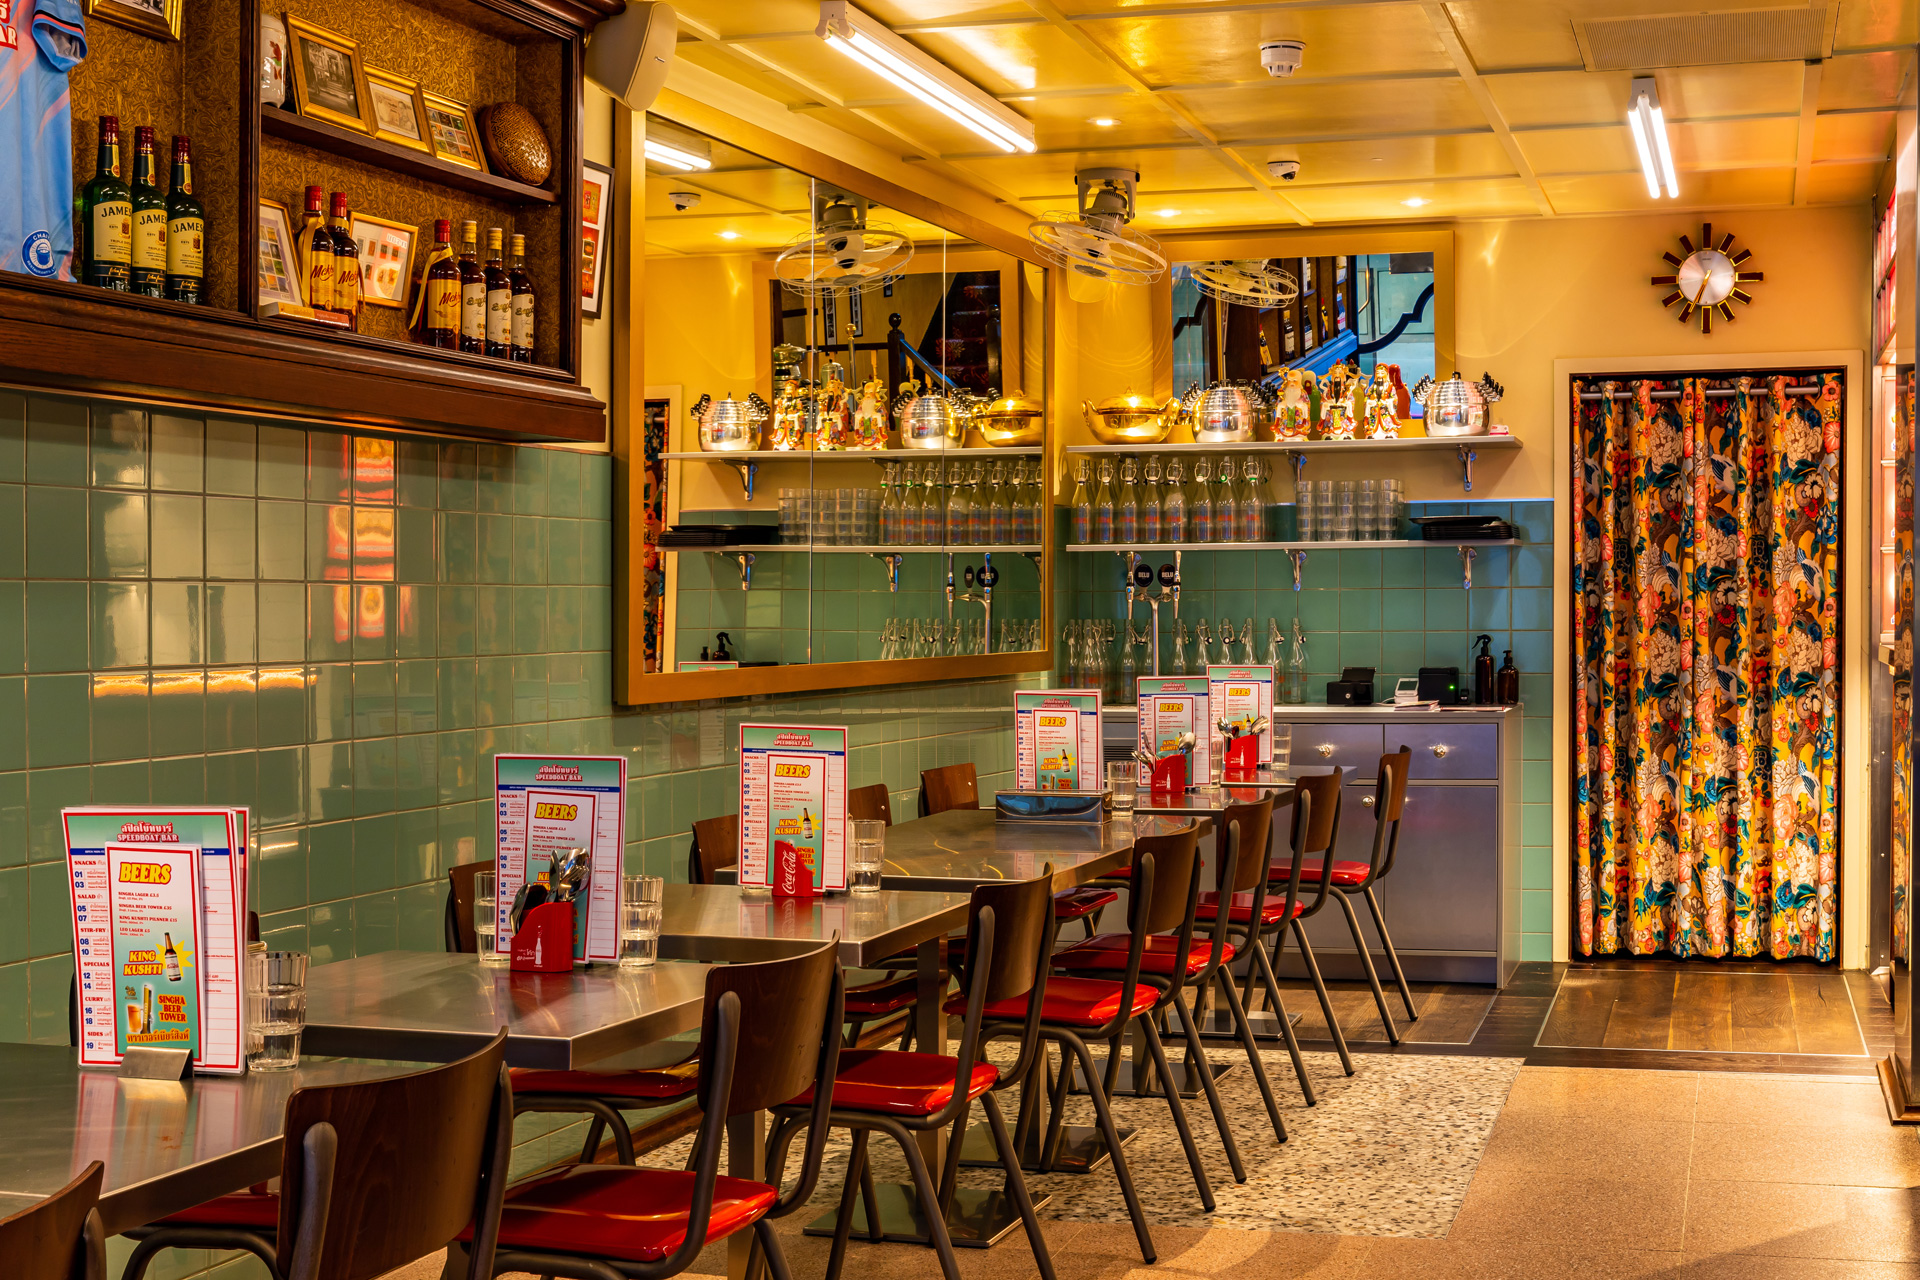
363;66;430;153
286;15;371;134
86;0;183;42
257;199;305;308
349;212;417;310
422;91;487;172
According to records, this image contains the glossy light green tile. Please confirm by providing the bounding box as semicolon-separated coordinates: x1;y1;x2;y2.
439;511;476;584
309;662;352;742
1424;589;1467;631
439;442;476;511
206;585;255;665
305;503;335;580
511;515;548;585
26;486;86;579
150;413;204;492
308;741;353;822
26;396;87;487
88;489;147;578
512;586;547;654
25;763;86;856
149;494;203;578
356;890;399;955
256;500;303;581
438;657;476;730
0;582;21;675
353;661;396;738
88;761;148;811
477;513;512;584
205;419;255;495
149;754;203;803
512;447;549;516
256;425;305;499
0;484;21;581
475;445;513;514
89;406;146;488
28;860;72;956
581;521;611;586
309;431;350;503
544;449;581;518
90;671;150;762
306;584;350;661
438;585;475;657
0;867;26;962
512;654;547;723
437;799;480;871
397;438;437;509
546;518;581;585
256;583;304;665
353;736;396;814
548;586;582;653
28;673;89;766
475;656;512;727
205;749;257;813
583;587;612;651
395;807;437;885
396;507;434;584
395;659;436;734
437;729;476;803
26;581;87;673
396;881;441;951
547;653;586;719
149;671;206;755
352;586;395;661
205;669;257;752
255;745;305;827
475;585;510;655
255;828;307;913
1523;759;1551;803
307;899;354;965
395;733;436;810
397;584;435;659
1338;590;1381;631
353;813;396;894
205;497;256;579
0;392;23;484
150;582;203;666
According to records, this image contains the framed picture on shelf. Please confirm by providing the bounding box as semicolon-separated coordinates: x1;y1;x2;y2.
257;200;305;308
86;0;182;41
363;66;429;152
350;213;416;310
423;92;486;172
286;15;371;133
581;159;613;318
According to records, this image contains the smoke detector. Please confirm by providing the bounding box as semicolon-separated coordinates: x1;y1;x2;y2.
1261;39;1305;77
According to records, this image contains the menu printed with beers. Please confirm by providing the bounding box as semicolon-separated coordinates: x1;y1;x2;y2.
739;725;848;895
1014;690;1103;791
494;755;627;962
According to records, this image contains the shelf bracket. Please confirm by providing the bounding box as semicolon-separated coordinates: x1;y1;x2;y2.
1287;549;1306;592
872;552;903;594
1456;444;1477;494
1457;545;1477;591
733;552;756;592
728;460;759;501
1287;450;1306;489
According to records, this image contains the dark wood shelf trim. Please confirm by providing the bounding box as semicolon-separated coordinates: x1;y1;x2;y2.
0;276;604;443
261;109;558;206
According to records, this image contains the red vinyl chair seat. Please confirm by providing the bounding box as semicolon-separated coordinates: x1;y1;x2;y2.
157;1190;280;1229
1194;891;1305;926
1052;886;1119;919
510;1063;701;1102
464;1165;776;1264
947;975;1158;1028
1284;859;1373;887
786;1048;998;1118
844;973;919;1018
1051;933;1229;976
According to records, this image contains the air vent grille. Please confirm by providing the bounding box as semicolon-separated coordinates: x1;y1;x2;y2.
1576;6;1832;72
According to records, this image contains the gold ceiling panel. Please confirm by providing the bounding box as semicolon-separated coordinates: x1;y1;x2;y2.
1123;189;1313;230
1228;132;1517;185
1441;2;1584;69
1070;6;1450;90
910;24;1135;95
644;182;777;220
1540;165;1796;214
672;42;814;109
958;145;1252;196
1800;161;1887;205
1669;116;1800;168
1654;61;1805;119
1819;51;1914;112
645;211;796;255
685;164;816;211
671;0;817;40
1833;0;1918;48
862;0;1040;23
1513;126;1637;176
1485;70;1633;128
1813;110;1897;162
987;95;1180;150
1279;176;1540;222
1165;77;1489;142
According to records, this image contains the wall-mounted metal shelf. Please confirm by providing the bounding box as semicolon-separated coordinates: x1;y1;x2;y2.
1065;539;1519;552
662;543;1042;555
661;446;1043;498
1063;435;1521;493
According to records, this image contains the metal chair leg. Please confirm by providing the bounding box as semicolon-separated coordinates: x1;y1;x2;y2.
982;1092;1058;1280
1172;995;1246;1182
578;1114;606;1164
755;1218;796;1280
1254;923;1317;1106
1366;884;1419;1020
936;1095;969;1212
824;1128;870;1280
1291;922;1354;1075
1140;1017;1215;1211
1060;1032;1155;1264
1216;966;1286;1141
1036;1037;1076;1173
884;1118;963;1280
1331;886;1399;1045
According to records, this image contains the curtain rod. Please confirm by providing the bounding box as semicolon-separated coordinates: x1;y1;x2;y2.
1576;385;1825;401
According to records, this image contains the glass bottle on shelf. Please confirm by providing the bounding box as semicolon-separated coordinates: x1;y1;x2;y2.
1189;457;1213;544
1024;461;1042;545
1140;456;1163;544
915;464;936;546
1287;617;1308;704
128;126;165;298
1120;621;1139;704
162;136;205;305
1194;619;1212;672
81;115;132;291
483;227;511;358
968;462;991;545
299;184;333;313
418;219;459;348
1241;618;1255;664
327;191;357;329
877;464;896;544
1216;457;1239;543
1093;458;1115;544
1162;459;1186;543
1239;458;1265;542
1069;459;1091;545
456;220;485;354
946;461;971;545
989;462;1013;544
1267;617;1283;668
1117;457;1140;545
508;234;536;364
1171;619;1188;677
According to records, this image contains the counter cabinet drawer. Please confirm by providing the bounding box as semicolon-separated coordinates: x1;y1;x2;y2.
1281;722;1383;778
1395;723;1501;780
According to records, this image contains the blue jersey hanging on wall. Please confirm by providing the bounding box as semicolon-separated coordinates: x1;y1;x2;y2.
1;0;87;280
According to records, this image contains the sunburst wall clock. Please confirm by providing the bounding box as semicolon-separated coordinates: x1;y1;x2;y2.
1651;223;1762;335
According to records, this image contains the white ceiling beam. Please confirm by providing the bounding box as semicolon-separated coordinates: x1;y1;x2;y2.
1792;59;1824;205
1419;2;1553;216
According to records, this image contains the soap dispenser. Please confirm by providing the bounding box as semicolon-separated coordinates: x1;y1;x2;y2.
1496;649;1519;705
1473;634;1494;705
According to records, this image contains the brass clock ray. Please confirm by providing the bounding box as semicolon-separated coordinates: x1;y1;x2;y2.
1650;223;1763;335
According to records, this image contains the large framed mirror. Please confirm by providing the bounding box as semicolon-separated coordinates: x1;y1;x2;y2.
616;106;1055;705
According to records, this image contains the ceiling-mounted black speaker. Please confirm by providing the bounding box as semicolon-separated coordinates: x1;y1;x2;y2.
587;1;677;110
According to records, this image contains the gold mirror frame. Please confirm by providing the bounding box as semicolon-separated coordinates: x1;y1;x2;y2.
611;98;1059;706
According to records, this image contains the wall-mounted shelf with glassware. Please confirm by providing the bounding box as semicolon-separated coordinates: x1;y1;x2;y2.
666;544;1043;555
1066;540;1518;552
661;447;1043;462
1066;435;1521;493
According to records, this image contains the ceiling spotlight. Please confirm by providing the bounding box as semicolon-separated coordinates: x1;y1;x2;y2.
817;1;1036;154
644;139;711;171
1154;209;1180;218
1090;116;1118;127
1402;197;1428;208
1628;75;1680;199
717;230;740;240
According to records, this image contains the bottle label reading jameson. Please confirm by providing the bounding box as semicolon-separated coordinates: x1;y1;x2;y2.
93;201;133;270
132;208;167;274
166;215;203;281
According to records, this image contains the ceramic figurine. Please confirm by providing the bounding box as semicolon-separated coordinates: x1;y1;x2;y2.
814;364;852;451
1387;363;1411;418
848;358;889;450
1274;367;1315;441
1364;366;1399;439
1319;363;1356;440
768;378;813;451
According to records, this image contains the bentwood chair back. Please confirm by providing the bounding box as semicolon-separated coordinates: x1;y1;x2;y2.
848;783;894;826
0;1161;104;1280
444;860;489;953
918;763;979;816
688;813;740;884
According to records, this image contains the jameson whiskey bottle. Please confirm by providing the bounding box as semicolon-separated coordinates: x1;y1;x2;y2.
164;136;205;305
163;932;181;982
483;227;510;359
507;232;535;364
298;185;334;312
128;127;166;297
457;220;485;353
327;191;359;329
80;115;132;291
419;219;460;348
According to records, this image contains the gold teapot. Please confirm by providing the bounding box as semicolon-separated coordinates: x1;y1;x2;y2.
972;390;1045;447
1082;390;1188;445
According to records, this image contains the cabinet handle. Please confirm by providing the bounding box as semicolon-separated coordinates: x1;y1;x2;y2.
1431;744;1451;759
1316;743;1335;758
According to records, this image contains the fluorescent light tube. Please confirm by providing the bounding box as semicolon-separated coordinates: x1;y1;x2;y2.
644;139;711;171
818;2;1036;154
1649;106;1680;198
1628;77;1678;200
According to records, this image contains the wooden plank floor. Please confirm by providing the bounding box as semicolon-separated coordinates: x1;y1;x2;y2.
1536;967;1868;1057
1250;979;1496;1044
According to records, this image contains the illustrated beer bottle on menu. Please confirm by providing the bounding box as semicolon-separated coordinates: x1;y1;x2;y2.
483;226;510;358
128;126;167;297
163;932;181;982
327;191;359;328
81;115;132;291
419;219;460;347
508;232;535;363
299;185;334;311
457;220;485;353
164;136;205;305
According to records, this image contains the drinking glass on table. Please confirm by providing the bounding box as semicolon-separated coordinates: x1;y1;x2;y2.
1271;723;1292;775
850;820;886;894
621;874;664;968
1107;760;1135;813
249;950;309;1072
474;870;507;966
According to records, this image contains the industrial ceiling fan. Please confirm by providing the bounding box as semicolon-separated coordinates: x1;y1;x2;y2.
773;190;915;296
1026;168;1167;286
1187;259;1299;307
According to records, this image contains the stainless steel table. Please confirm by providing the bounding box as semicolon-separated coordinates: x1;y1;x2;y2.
656;882;970;968
0;1043;424;1235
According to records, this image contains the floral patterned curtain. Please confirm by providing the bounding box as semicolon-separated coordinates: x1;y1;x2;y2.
1894;371;1913;963
1574;373;1842;959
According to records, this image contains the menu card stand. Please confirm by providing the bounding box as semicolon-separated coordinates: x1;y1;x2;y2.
118;1046;193;1081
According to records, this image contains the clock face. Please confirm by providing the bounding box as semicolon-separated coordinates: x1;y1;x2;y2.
1651;223;1761;334
1676;248;1736;307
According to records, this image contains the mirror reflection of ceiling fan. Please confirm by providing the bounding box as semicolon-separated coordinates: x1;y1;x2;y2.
774;190;915;296
1026;168;1168;286
1187;259;1299;307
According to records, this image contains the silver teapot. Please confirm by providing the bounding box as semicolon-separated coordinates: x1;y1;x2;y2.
690;392;770;452
893;382;975;450
1408;372;1503;437
1179;380;1272;443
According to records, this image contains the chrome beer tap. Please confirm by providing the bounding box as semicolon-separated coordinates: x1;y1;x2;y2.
946;553;996;653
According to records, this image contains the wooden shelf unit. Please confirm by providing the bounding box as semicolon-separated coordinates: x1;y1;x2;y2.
261;109;557;206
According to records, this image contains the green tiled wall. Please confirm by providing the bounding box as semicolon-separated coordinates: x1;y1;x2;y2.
1057;499;1557;962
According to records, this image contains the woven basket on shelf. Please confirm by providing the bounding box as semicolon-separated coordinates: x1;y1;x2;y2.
479;103;552;186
